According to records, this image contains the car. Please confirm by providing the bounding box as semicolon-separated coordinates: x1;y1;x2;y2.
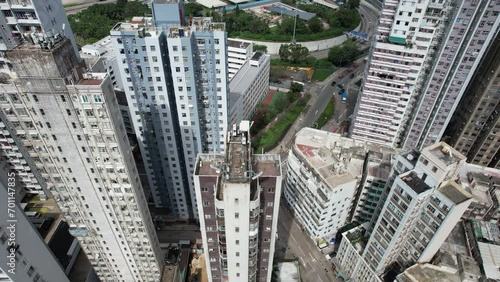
338;89;345;95
349;73;355;79
353;63;359;68
361;14;365;17
331;81;337;87
342;92;348;103
337;84;344;89
338;74;344;79
271;80;282;84
347;68;353;73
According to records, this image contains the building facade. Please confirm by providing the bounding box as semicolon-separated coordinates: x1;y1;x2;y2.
404;0;500;150
0;181;70;282
0;37;163;281
285;128;395;240
336;142;475;280
194;121;282;282
110;15;229;219
442;33;500;169
362;142;472;275
351;0;500;150
229;51;270;126
0;0;78;75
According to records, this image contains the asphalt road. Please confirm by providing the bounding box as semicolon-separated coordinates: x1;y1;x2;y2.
275;201;340;282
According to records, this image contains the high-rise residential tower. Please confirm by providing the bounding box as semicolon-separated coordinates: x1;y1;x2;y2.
403;0;500;150
335;142;473;280
111;14;228;219
0;36;163;281
351;0;500;149
194;121;282;282
0;0;78;74
442;34;500;169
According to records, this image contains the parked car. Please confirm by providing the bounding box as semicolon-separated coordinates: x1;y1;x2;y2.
331;81;337;87
342;92;348;103
338;74;344;79
353;63;359;68
349;73;355;79
271;80;282;84
347;68;353;73
337;84;344;89
338;89;345;95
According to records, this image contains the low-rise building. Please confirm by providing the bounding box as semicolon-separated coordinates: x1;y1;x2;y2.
229;51;270;126
285;128;395;240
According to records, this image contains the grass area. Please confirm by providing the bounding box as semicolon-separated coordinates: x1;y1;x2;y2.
268;91;287;108
254;95;311;153
313;97;335;129
312;68;334;82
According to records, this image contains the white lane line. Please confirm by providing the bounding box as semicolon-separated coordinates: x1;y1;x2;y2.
290;234;298;244
317;273;324;282
280;219;289;232
309;253;314;260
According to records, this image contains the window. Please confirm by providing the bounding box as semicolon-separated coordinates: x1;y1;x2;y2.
235;227;239;233
152;56;158;62
432;166;437;173
203;201;210;206
235;213;239;219
81;95;89;103
150;45;156;51
235;240;239;245
94;95;103;103
236;252;240;257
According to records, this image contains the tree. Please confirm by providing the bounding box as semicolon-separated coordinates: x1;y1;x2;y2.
290;83;304;93
308;16;323;33
184;3;204;17
346;0;360;10
279;44;310;64
253;44;268;54
328;40;360;66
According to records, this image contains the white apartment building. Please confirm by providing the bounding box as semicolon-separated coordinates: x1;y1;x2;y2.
227;39;253;79
351;0;444;147
0;182;70;281
362;142;473;275
285;128;395;240
404;0;500;150
229;51;270;126
334;224;382;282
110;14;229;219
0;37;163;281
0;0;78;75
194;121;282;282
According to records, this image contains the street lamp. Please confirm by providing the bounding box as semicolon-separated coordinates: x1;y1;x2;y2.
291;2;298;44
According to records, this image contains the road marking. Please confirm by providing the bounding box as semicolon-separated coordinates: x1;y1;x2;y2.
317;273;324;282
290;234;298;244
280;219;289;232
315;110;318;115
309;253;314;260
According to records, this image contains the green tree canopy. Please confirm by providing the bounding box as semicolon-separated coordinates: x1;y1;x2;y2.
279;44;310;64
184;3;204;17
308;16;323;33
328;40;360;66
69;0;150;45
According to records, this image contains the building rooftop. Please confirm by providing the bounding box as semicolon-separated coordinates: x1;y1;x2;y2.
472;220;500;243
437;180;472;205
478;242;500;280
424;142;466;167
80;36;115;59
195;121;280;199
398;264;461;282
168;17;225;38
112;17;155;32
400;171;431;194
154;0;181;3
229;54;270;95
195;0;227;8
293;128;395;190
251;52;263;61
228;39;251;49
267;3;316;21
